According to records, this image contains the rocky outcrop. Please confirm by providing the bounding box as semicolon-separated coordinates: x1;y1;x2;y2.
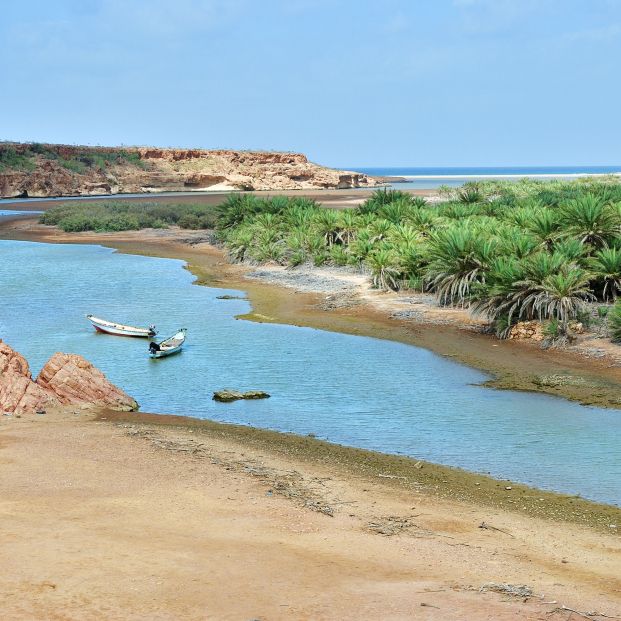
507;321;545;342
0;143;379;198
0;340;137;415
213;389;271;402
0;342;60;414
36;353;138;411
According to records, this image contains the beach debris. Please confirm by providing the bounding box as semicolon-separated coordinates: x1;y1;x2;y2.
213;389;271;402
478;521;515;537
121;424;341;517
546;606;621;620
479;583;535;599
367;514;424;537
216;294;247;300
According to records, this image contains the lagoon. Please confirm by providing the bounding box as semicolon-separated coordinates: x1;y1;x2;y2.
1;239;620;505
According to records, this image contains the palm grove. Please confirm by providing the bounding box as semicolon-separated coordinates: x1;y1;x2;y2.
217;179;621;344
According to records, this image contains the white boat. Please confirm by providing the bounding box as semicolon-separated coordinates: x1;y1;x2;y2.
149;329;187;359
86;315;157;338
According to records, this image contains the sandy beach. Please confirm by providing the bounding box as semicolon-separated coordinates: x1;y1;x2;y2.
1;408;620;620
1;211;621;619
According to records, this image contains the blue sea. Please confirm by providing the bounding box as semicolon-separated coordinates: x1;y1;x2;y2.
354;166;621;190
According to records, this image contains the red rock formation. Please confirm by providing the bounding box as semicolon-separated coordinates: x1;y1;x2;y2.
0;143;379;198
36;353;138;411
0;340;138;415
0;341;59;415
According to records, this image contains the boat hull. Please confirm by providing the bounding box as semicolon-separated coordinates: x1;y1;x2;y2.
149;345;183;359
87;315;156;338
149;329;187;359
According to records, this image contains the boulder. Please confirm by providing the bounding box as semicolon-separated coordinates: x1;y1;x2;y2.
0;340;137;415
0;341;59;415
213;389;271;403
507;321;545;342
36;353;138;411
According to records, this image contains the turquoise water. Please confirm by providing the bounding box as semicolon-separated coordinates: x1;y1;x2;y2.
356;166;621;190
0;209;43;216
1;240;620;506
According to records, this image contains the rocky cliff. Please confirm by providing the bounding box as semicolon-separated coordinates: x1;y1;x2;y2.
0;143;378;198
0;340;138;415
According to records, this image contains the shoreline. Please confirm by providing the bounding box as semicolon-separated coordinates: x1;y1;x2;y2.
97;408;621;530
1;407;619;619
2;214;621;617
1;215;621;514
3;215;620;409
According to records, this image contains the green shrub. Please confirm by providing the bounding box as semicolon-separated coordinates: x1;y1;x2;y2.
40;200;219;232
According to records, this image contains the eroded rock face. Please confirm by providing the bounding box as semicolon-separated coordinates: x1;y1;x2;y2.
36;353;138;411
0;341;137;415
0;143;379;198
0;341;59;415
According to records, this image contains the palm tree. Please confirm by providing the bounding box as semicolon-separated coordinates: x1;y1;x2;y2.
390;224;419;246
553;237;588;263
424;225;497;306
404;208;438;237
458;183;483;204
559;194;620;247
313;208;342;247
336;210;359;245
225;229;255;263
366;248;401;291
527;209;561;250
349;230;374;265
358;188;412;214
368;218;394;243
521;268;594;323
590;247;621;301
217;193;261;228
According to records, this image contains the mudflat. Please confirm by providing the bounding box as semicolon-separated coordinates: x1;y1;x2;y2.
1;409;620;620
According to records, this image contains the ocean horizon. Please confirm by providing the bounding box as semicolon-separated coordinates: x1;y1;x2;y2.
352;166;621;189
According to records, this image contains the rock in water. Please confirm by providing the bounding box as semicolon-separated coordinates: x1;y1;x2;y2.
0;340;138;415
0;341;60;415
213;389;270;402
242;390;271;400
36;353;138;411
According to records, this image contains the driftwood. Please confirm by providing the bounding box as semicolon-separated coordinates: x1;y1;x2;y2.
479;521;515;538
547;607;620;620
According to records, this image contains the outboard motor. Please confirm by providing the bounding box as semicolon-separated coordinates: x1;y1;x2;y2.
149;342;160;354
148;325;157;337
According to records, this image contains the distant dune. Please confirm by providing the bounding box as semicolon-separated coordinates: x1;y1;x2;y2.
0;142;378;198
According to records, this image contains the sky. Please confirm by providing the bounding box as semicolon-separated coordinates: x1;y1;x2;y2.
1;0;620;167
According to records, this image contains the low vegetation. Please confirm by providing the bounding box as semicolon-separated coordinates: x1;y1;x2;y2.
40;201;218;232
216;178;621;343
0;142;145;173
